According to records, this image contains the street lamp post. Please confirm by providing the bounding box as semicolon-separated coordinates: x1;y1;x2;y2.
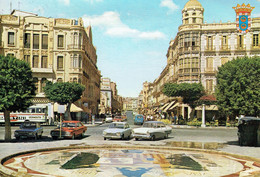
201;104;206;127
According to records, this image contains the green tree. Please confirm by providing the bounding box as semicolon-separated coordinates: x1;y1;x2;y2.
216;56;260;117
44;81;85;121
0;55;36;141
162;83;204;119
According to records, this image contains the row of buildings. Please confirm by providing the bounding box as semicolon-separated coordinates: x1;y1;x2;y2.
139;0;260;120
0;10;124;121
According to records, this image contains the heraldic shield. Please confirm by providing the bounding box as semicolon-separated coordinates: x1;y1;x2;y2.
233;3;255;33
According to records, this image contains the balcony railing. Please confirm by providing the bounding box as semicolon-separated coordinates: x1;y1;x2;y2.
205;45;216;51
204;67;216;74
67;44;85;50
235;44;246;50
220;45;230;51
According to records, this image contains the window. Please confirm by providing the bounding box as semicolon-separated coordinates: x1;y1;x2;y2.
238;35;243;48
206;57;213;71
41;78;47;92
33;34;39;49
8;32;15;46
24;55;30;65
32;55;39;68
58;35;64;48
33;77;39;93
73;78;77;83
185;19;188;24
206;80;213;93
72;54;78;68
57;56;63;70
24;33;31;48
42;34;48;49
207;36;213;49
41;56;48;68
253;34;259;47
193;18;196;23
7;53;14;57
79;55;82;68
57;78;63;83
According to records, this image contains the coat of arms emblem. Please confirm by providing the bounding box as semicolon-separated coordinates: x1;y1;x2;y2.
233;3;255;33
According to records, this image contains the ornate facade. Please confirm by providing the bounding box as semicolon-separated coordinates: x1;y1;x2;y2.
141;0;260;119
0;10;101;119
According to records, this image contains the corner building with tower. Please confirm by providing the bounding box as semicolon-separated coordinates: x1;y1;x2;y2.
140;0;260;120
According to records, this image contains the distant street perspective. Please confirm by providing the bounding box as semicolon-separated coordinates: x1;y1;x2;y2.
0;0;260;176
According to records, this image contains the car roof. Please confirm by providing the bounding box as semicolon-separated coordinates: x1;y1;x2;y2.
62;121;81;123
144;121;163;123
111;122;127;124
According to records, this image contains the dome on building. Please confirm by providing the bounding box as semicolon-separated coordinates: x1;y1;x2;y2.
184;0;203;9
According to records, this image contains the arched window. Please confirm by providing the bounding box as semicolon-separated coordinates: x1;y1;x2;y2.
57;78;63;83
73;78;77;83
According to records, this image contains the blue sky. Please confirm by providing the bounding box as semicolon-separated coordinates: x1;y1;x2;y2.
1;0;260;97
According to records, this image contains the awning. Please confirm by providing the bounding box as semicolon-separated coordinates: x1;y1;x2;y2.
169;103;179;110
54;103;83;112
195;105;218;111
159;103;169;111
163;101;176;112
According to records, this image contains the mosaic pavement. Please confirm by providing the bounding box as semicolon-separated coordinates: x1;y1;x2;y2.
3;148;260;177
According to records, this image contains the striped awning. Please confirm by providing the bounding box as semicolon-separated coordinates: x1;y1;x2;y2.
54;103;83;112
169;103;179;110
163;101;176;112
159;103;169;111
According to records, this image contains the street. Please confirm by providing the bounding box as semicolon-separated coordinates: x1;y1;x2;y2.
1;121;259;160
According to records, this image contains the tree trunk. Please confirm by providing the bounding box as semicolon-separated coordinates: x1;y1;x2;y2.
66;103;72;121
4;110;11;142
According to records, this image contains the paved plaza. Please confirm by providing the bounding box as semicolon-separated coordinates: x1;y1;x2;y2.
0;125;260;177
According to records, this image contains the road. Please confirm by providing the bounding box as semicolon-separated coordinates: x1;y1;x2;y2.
0;120;259;160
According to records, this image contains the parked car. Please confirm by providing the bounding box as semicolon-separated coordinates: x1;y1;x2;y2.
132;121;172;141
105;115;113;123
237;116;260;146
113;116;124;122
50;121;87;140
14;121;43;140
134;114;144;125
103;122;132;140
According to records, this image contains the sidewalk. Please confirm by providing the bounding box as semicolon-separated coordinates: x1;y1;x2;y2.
171;124;237;129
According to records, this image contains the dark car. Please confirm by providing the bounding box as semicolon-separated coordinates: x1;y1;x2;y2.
14;121;43;140
50;121;87;140
237;116;260;146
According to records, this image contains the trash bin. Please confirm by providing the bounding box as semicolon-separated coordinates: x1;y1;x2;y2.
237;117;260;146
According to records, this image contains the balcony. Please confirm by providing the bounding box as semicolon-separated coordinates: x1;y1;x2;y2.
235;44;246;52
203;67;216;75
67;44;85;50
205;45;216;51
32;67;53;73
179;46;200;55
69;68;83;74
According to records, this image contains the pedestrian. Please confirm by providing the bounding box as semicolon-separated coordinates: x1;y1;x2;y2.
174;115;177;125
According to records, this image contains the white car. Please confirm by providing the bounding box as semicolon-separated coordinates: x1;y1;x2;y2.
132;121;172;141
103;122;132;140
105;115;113;123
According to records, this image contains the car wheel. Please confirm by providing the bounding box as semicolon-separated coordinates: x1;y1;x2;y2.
121;134;124;140
104;137;106;140
164;133;168;139
16;137;20;141
151;135;156;141
52;136;58;140
35;134;38;140
135;138;139;141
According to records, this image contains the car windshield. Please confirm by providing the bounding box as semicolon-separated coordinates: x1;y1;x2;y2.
61;123;76;127
143;122;156;128
21;123;37;129
109;123;124;129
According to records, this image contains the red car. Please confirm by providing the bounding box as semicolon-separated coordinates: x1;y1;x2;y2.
50;121;87;140
113;116;124;122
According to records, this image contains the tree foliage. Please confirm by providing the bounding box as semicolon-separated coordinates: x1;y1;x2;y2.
162;83;205;109
0;55;36;141
44;81;85;120
216;56;260;117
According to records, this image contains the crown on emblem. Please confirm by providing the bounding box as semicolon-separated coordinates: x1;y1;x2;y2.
232;3;255;14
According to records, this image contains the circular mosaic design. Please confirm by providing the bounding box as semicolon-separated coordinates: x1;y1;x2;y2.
3;148;260;177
